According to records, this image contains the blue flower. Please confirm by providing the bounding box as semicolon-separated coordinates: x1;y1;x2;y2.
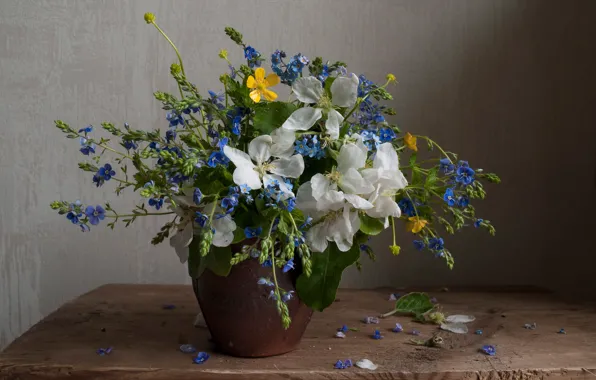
361;130;381;150
443;188;456;207
271;50;309;85
244;226;262;239
165;129;176;142
78;125;93;133
79;223;90;232
474;218;483;228
294;138;310;156
66;211;81;224
193;188;203;205
123;139;138;151
79;137;96;155
299;216;313;230
221;194;239;214
267;289;277;300
440;158;455;175
456;161;475;185
217;137;229;150
428;237;444;251
239;184;251;194
166;112;184;127
228;64;237;79
372;329;383;340
262;258;272;268
192;352;210;364
344;359;353;368
148;197;164;210
257;277;274;287
338;325;349;333
480;345;496;356
392;323;403;333
281;290;294;303
207;151;229;168
379;127;397;142
334;360;346;369
231;115;242;136
284;197;296;212
282;258;295;273
96;347;112;356
149;142;161;151
457;195;469;207
85;205;105;225
413;240;425;251
398;198;416;217
208;90;225;110
98;164;115;180
244;46;262;68
195;212;208;228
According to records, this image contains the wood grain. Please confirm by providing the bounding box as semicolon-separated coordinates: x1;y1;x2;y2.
1;285;595;379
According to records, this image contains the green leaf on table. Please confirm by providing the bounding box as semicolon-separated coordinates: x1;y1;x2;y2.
296;242;360;312
394;292;435;319
253;102;297;134
358;214;385;236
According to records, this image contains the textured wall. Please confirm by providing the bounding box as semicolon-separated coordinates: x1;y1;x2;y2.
1;0;595;351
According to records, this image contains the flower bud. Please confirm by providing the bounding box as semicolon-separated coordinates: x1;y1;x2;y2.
144;13;155;24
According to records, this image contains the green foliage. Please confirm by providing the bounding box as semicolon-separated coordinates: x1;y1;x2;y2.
188;237;233;278
295;242;360;311
393;292;435;319
224;27;244;46
358;214;385;235
253;102;297;135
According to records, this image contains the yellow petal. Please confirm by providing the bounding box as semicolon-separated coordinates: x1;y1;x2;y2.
249;89;261;103
254;67;265;82
262;89;278;102
404;132;418;152
264;73;280;87
407;217;427;233
246;75;257;89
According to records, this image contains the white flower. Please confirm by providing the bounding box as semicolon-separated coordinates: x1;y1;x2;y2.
308;138;374;211
281;74;359;139
223;135;304;198
305;204;361;252
204;201;237;247
361;142;408;219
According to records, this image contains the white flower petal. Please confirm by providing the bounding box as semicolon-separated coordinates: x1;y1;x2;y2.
311;173;332;201
339;168;375;195
330;205;359;252
361;168;381;186
325;109;343;140
306;222;329;253
269;155;304;178
248;135;273;164
344;193;374;210
224;145;255;170
374;143;400;171
366;195;401;219
270;127;296;158
296;182;322;217
445;315;476;323
355;359;378;371
169;222;193;263
212;214;236;247
440;322;468;334
233;167;262;190
317;190;345;211
330;73;359;108
281;107;323;131
292;76;324;104
337;142;368;173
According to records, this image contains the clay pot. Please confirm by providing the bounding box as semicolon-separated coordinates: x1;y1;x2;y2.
192;243;313;357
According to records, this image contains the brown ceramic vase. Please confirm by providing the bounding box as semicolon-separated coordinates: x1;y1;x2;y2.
192;242;313;357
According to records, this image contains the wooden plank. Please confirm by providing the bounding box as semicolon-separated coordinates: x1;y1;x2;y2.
1;285;595;379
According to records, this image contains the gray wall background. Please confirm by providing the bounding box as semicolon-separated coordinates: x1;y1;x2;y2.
1;0;595;351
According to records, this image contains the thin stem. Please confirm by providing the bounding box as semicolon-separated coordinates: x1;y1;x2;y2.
151;23;185;75
390;216;397;246
106;211;174;218
415;135;453;164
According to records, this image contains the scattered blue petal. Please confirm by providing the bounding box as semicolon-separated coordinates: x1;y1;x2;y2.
480;345;496;356
192;351;210;364
392;323;403;333
475;329;483;335
410;330;420;336
372;329;383;340
96;347;112;356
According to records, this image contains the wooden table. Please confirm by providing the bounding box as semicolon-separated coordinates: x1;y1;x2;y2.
1;285;595;379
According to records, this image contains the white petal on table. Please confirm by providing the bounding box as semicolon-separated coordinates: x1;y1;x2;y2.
445;314;476;323
440;322;469;334
355;358;378;371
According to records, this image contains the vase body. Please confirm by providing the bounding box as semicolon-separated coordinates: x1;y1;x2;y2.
192;243;313;357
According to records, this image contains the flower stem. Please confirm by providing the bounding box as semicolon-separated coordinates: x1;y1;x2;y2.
106;211;174;218
415;135;453;164
151;22;185;76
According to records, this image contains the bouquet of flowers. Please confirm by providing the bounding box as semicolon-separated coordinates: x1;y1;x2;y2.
51;13;499;328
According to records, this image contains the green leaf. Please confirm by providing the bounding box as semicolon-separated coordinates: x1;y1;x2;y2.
324;77;336;97
188;237;233;278
425;167;439;188
253;102;298;134
358;214;385;236
408;153;417;166
296;242;360;311
394;292;434;317
277;216;291;235
232;227;246;244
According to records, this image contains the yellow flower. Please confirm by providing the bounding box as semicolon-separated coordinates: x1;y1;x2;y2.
386;73;397;83
144;13;155;24
218;49;228;60
407;216;428;233
404;132;418;152
247;68;279;103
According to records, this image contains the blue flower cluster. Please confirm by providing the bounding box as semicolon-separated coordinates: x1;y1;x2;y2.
398;198;419;217
271;50;310;85
443;188;469;208
294;135;325;159
261;178;296;212
441;159;475;186
79;126;96;156
226;107;249;136
244;46;262;69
